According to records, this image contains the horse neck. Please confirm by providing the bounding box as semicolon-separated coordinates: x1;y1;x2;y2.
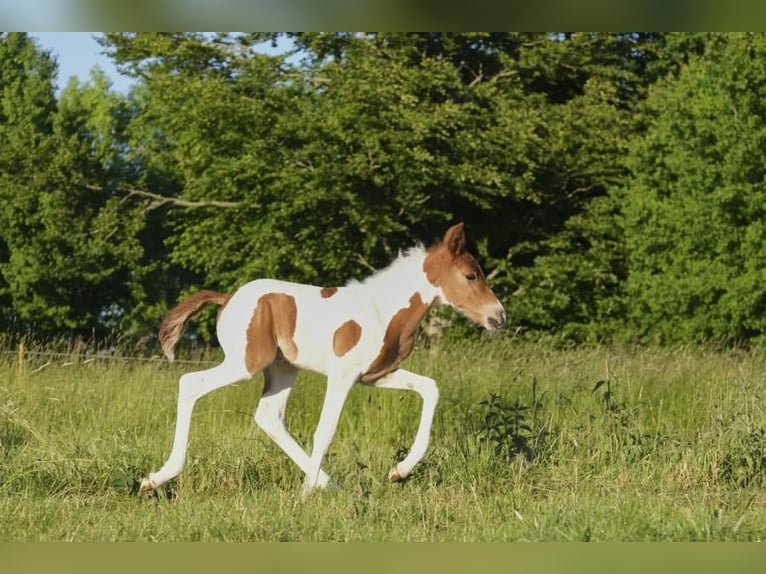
361;247;440;321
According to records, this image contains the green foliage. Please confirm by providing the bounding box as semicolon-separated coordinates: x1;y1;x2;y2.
478;387;551;462
3;32;766;346
623;33;766;344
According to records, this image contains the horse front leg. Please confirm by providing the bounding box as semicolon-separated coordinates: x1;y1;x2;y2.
371;368;440;482
301;373;356;497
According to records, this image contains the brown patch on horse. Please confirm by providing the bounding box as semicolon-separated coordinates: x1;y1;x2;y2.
320;287;338;298
361;293;433;382
333;320;362;357
245;293;298;374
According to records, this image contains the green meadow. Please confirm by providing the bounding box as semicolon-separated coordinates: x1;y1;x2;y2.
2;337;766;541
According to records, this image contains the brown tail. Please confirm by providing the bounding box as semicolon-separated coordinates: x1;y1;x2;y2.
159;290;230;362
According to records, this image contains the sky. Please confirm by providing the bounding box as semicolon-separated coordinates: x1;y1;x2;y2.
30;32;135;93
28;32;295;95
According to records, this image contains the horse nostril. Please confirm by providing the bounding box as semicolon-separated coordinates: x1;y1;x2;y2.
487;310;506;330
487;313;505;330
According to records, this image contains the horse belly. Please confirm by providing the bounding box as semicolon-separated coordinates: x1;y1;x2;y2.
290;309;337;375
291;297;379;377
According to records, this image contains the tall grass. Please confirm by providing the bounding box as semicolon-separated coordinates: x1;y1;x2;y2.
1;338;766;540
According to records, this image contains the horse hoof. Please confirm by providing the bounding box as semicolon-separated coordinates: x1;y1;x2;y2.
139;477;156;492
388;466;403;483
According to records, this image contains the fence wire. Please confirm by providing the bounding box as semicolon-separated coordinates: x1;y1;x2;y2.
0;347;217;366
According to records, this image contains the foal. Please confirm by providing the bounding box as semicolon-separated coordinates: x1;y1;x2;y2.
140;223;505;494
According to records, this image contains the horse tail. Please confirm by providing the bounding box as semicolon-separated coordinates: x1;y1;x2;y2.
159;290;230;362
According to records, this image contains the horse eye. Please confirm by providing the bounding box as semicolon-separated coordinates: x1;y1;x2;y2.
465;272;477;281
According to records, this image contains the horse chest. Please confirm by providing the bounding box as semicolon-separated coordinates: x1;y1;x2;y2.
360;293;430;382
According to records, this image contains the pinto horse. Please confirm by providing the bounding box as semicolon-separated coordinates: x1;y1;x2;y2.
140;223;505;495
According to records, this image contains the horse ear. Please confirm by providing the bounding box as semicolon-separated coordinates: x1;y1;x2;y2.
443;222;466;256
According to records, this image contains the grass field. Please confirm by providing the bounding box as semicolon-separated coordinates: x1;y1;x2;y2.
2;336;766;541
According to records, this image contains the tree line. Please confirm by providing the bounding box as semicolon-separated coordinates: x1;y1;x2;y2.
1;32;765;346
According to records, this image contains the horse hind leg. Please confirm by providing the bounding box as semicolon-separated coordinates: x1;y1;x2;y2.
141;360;250;492
254;362;331;487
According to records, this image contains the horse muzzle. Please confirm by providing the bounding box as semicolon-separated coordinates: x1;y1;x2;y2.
486;308;506;331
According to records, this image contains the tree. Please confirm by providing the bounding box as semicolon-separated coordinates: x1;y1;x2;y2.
9;32;760;347
101;33;533;291
0;33;154;338
0;32;59;332
622;33;766;344
476;33;660;341
97;33;681;343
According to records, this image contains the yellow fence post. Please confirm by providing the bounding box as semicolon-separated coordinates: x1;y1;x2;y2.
17;340;25;386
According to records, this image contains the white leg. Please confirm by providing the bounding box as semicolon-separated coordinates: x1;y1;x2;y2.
302;376;356;496
372;368;440;482
141;361;249;491
254;362;330;487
